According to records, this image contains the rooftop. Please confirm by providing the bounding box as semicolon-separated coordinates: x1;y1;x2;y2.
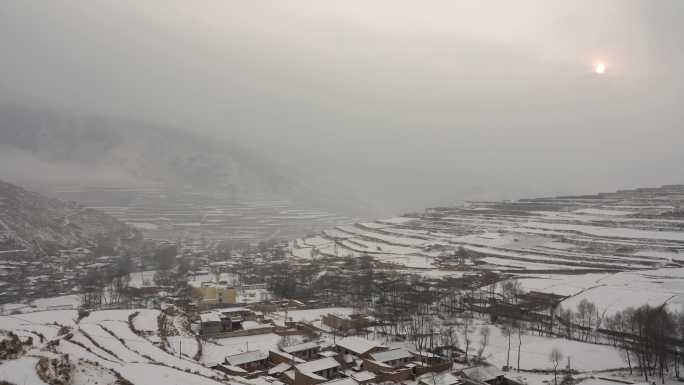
321;378;359;385
282;341;320;354
351;371;376;382
460;365;504;382
199;312;221;323
268;363;292;375
225;350;269;366
218;364;247;374
336;336;382;355
295;357;340;374
269;350;306;364
418;372;464;385
369;348;412;363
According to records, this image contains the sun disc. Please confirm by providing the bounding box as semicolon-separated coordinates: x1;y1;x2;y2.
594;62;606;74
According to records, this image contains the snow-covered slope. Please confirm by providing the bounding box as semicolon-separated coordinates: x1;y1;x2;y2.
0;179;140;256
0;308;242;385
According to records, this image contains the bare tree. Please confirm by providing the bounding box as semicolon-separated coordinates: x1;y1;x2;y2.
439;326;459;363
501;322;514;370
500;279;522;305
576;299;596;341
461;311;475;363
517;321;524;371
557;306;574;339
477;326;491;359
550;347;563;385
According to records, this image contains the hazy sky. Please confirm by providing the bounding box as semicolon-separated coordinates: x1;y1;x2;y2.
1;1;683;213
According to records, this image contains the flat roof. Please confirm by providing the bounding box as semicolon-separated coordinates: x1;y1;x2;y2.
370;348;412;363
199;312;221;323
321;378;359;385
225;350;268;366
336;336;382;355
351;371;376;382
295;357;340;374
282;341;320;353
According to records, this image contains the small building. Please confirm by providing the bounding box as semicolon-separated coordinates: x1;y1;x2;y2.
225;350;269;372
191;283;237;306
215;364;248;376
418;372;465;385
320;378;359;385
322;313;371;332
368;348;413;368
349;371;376;384
199;307;261;335
283;341;321;360
335;336;385;358
252;376;287;385
199;312;223;335
269;363;293;376
459;365;511;385
294;357;341;385
220;307;257;330
270;350;306;366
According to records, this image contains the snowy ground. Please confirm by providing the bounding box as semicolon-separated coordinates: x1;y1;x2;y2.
480;322;625;372
0;356;48;385
0;307;236;385
270;307;356;327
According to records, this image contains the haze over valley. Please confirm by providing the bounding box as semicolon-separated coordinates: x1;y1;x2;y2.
1;2;684;385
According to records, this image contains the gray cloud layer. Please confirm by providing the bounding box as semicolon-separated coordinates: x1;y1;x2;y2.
1;1;683;213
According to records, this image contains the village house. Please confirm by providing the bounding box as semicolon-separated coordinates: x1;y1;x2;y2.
319;377;360;385
321;313;371;332
224;350;270;373
367;348;413;369
191;282;237;307
349;371;376;385
269;350;306;366
293;357;341;385
199;312;223;335
459;365;520;385
269;362;294;377
282;341;321;360
418;372;465;385
252;375;288;385
334;337;385;359
361;348;453;383
199;307;266;335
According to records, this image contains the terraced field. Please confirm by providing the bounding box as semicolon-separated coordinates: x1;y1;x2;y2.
0;308;242;385
51;184;354;242
291;184;684;313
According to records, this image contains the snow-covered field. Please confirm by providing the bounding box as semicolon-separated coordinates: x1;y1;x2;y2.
480;322;625;371
0;307;233;385
559;268;684;315
0;356;48;385
271;307;356;326
292;186;684;318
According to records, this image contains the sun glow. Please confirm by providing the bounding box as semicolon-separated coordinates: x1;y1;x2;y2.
594;62;606;74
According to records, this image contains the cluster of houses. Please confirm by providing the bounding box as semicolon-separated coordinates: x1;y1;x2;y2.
199;307;276;337
210;332;518;385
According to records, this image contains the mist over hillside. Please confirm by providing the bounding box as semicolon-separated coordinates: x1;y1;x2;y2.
0;178;140;257
1;2;684;385
0;104;371;217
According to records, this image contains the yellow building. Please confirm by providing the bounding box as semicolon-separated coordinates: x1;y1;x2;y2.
191;284;237;306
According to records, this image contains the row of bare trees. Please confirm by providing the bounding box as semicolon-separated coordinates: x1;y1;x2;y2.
601;305;684;383
79;256;133;308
